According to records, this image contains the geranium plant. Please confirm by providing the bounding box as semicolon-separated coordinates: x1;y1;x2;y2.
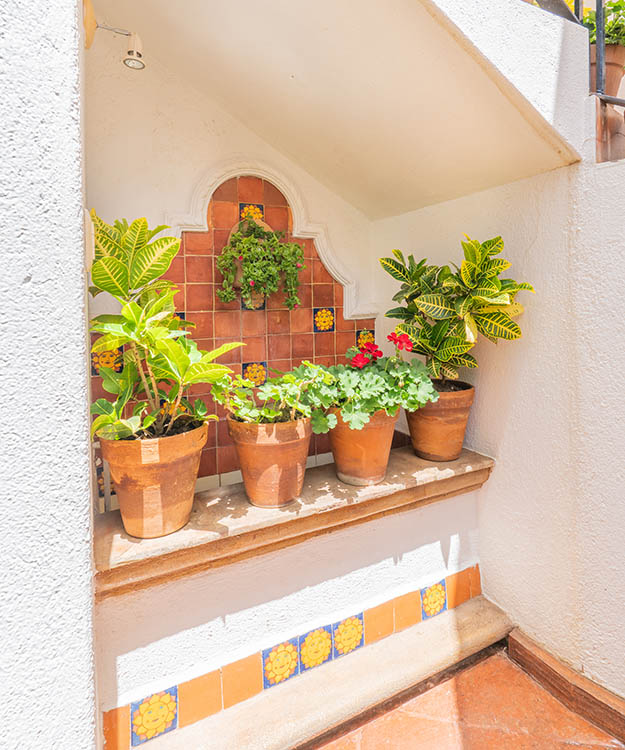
211;362;338;433
325;339;438;430
379;236;533;380
216;218;305;310
89;211;241;439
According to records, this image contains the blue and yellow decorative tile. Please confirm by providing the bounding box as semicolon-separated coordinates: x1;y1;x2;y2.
239;202;264;222
356;329;375;348
314;307;335;332
421;580;447;620
241;294;266;310
242;361;268;386
172;310;186;323
332;613;364;659
131;686;177;746
91;347;123;376
299;625;333;673
262;638;300;688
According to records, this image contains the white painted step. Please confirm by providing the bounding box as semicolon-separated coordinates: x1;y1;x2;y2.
148;595;512;750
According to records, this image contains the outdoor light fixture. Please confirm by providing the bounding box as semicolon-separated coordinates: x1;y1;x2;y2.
96;24;146;70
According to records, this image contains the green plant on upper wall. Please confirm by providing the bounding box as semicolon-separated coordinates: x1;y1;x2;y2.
379;236;534;380
89;210;242;440
581;1;625;46
216;218;305;310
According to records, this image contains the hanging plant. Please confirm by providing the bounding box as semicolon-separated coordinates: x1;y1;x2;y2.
216;218;305;310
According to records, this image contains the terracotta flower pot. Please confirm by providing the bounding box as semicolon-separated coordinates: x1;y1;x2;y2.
228;416;312;507
405;381;474;462
329;407;399;486
590;44;625;96
100;424;208;539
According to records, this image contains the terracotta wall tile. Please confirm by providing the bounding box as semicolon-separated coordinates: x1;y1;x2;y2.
186;256;212;283
446;569;471;609
394;591;422;631
162;256;185;283
222;653;263;709
336;331;356;354
185;231;213;255
178;671;222;728
242;336;267;361
315;332;335;356
298;262;312;284
238;176;264;203
102;705;129;750
469;564;482;597
190;312;213;339
313;284;334;308
335;308;356;332
212;178;238;202
334;284;344;306
313;259;334;284
267;290;288;309
263;181;288;206
265;205;289;232
268;334;291;360
198;449;217;478
298;285;312;308
268;358;291;374
292;334;313;358
241;310;267;337
187;284;212;312
291;308;313;333
213;229;230;255
218;419;233;446
316;432;331;454
214;311;241;339
364;601;394;644
267;309;290;333
212;202;239;229
218;444;239;474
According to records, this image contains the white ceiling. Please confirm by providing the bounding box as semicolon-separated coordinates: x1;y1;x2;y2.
93;0;578;219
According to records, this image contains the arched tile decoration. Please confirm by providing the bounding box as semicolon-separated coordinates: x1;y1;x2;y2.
161;175;377;481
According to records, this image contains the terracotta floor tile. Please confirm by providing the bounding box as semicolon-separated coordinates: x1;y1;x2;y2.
319;653;622;750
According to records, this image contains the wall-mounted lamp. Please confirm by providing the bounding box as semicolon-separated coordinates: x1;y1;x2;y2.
96;23;146;70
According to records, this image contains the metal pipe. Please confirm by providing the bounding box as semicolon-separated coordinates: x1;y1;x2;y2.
96;23;131;37
596;0;606;94
594;92;625;106
574;0;583;21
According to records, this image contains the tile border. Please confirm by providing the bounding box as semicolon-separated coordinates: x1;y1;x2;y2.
101;565;480;749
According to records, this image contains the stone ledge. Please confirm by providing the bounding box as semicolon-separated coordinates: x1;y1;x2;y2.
94;447;494;600
145;596;512;750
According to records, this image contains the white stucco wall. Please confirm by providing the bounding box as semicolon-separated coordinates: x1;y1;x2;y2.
0;1;97;748
373;115;625;698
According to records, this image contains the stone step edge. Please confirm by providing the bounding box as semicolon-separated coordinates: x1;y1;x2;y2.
148;595;513;750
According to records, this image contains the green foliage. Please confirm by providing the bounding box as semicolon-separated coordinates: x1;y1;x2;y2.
379;236;534;379
216;218;305;310
582;1;625;46
89;211;242;440
326;346;438;430
211;362;338;433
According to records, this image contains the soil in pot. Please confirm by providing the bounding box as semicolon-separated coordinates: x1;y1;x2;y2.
228;416;312;507
590;44;625;96
100;423;208;539
329;407;399;486
405;380;474;462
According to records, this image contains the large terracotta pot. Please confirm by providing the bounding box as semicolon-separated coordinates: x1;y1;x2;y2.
228;416;312;507
406;381;474;462
329;407;399;486
590;44;625;96
100;424;208;539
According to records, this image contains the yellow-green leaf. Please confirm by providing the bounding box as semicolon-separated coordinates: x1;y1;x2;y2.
436;337;474;362
464;313;478;343
480;236;504;257
474;311;521;340
122;218;148;263
130;236;180;289
475;302;524;318
460;260;478;288
482;258;511;277
414;294;455;320
185;363;232;385
91;256;129;299
379;257;410;283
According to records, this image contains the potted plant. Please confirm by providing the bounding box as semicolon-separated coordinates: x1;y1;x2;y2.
380;237;533;461
325;340;438;485
89;211;241;538
583;1;625;95
211;362;337;507
216;218;305;310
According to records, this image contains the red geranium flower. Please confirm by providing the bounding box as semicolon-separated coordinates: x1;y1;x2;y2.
361;342;383;358
350;352;371;369
387;332;400;346
388;331;413;352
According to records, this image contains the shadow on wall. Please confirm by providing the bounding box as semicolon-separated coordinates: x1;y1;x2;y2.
97;493;478;704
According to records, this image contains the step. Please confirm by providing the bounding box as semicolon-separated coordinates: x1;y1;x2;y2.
146;595;512;750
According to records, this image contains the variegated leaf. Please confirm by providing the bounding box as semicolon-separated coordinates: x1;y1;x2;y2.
480;236;504;256
436;337;474;362
455;296;472;317
464;313;478;343
130;236;180;289
122;218;148;263
379;257;410;283
451;352;478;369
461;237;482;265
482;258;511;277
460;260;478;288
414;294;455;320
439;362;460;379
91;256;129;299
475;302;524;318
474;311;521;340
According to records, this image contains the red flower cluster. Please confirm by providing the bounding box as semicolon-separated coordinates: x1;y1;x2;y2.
387;331;413;352
350;341;383;369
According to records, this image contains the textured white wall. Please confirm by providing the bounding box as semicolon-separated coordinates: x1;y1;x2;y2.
0;1;97;748
97;494;478;708
373;113;625;698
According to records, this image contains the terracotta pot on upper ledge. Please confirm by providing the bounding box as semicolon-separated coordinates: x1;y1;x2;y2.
329;407;399;486
590;44;625;96
406;381;474;462
228;416;312;507
100;424;208;539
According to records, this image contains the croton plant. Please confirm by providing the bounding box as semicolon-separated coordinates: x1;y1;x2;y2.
380;236;534;380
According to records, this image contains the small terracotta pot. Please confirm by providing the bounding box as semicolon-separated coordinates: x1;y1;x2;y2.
590;44;625;96
329;407;399;486
406;381;474;462
100;424;208;539
228;416;312;507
